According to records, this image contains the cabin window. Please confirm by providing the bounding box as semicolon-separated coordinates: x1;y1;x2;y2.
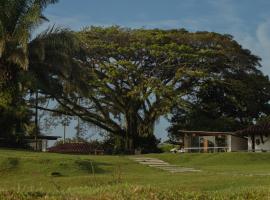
215;135;227;147
191;136;199;152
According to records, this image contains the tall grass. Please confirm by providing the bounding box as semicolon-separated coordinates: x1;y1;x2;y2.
0;185;269;200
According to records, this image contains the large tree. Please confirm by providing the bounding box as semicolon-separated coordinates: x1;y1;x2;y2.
31;27;200;152
32;27;266;153
0;0;58;143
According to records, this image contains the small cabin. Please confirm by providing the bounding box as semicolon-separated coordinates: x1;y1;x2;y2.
24;135;61;152
177;130;247;153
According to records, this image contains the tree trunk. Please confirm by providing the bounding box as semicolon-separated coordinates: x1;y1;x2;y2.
124;130;135;154
124;111;138;154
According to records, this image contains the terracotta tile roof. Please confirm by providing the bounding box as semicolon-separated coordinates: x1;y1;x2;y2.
236;122;270;136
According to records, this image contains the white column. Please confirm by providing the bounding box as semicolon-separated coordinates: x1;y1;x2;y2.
227;135;231;152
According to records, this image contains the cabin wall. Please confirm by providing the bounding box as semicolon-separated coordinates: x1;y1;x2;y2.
248;135;270;151
230;136;248;151
184;134;191;152
28;141;42;151
28;140;48;151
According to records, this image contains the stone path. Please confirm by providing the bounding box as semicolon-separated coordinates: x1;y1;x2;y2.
130;157;201;173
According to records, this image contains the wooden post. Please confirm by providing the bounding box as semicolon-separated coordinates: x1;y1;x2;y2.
35;92;38;151
203;138;208;153
63;124;66;144
184;134;190;152
251;134;255;152
76;98;81;142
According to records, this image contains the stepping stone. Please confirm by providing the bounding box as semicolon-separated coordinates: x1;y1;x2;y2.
130;157;201;173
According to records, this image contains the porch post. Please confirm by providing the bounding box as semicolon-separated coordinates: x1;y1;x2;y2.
203;138;208;153
184;134;190;152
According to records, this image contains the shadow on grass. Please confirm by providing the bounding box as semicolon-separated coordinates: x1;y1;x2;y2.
0;157;20;173
1;157;20;169
75;159;111;174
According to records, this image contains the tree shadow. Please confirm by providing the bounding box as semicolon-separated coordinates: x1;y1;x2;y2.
0;157;20;173
74;159;112;174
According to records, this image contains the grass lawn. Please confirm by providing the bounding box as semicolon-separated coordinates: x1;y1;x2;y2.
0;149;270;199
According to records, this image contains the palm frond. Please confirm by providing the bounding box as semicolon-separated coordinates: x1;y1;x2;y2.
0;0;59;69
32;26;80;55
37;0;59;9
7;48;29;70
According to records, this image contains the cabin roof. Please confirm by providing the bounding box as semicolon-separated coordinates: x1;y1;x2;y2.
178;122;270;137
24;135;61;140
236;122;270;136
178;130;234;136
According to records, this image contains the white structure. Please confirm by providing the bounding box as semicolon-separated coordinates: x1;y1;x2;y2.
248;135;270;152
228;135;247;152
237;122;270;152
178;130;248;153
25;135;60;152
176;122;270;153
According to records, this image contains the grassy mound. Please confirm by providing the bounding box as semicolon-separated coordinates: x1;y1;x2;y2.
0;150;269;199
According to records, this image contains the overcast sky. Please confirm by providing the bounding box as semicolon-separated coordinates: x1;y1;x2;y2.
41;0;270;141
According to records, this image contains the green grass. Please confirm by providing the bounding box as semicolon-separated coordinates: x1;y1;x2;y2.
0;149;270;199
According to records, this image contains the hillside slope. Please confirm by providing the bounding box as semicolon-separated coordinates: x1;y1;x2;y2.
0;150;270;199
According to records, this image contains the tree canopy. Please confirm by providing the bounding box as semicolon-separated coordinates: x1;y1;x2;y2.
168;34;270;141
31;26;269;152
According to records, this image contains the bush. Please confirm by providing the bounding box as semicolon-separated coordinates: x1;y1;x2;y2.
158;143;178;153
